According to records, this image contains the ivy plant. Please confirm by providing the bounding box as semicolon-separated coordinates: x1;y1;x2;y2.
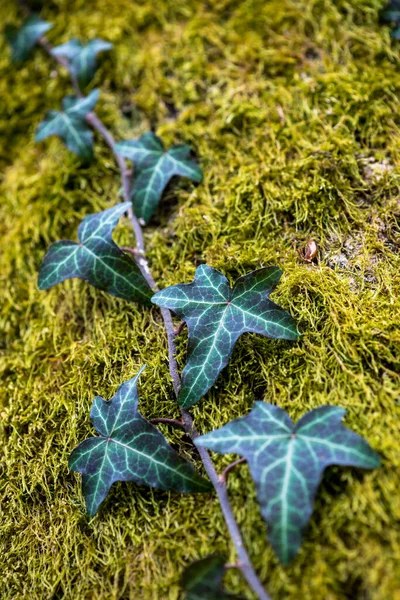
115;132;203;223
5;15;52;61
195;403;380;564
35;89;99;160
52;38;112;87
382;0;400;38
38;202;153;305
7;13;382;600
70;367;211;516
152;265;298;408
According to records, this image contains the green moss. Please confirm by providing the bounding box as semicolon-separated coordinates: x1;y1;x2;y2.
1;0;399;598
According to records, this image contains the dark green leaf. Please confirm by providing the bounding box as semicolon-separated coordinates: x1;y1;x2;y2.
69;366;211;516
392;24;400;38
35;89;99;160
152;265;298;408
182;555;245;600
5;15;52;62
38;202;153;305
52;38;112;88
115;132;202;223
382;0;400;20
196;403;380;564
381;1;400;37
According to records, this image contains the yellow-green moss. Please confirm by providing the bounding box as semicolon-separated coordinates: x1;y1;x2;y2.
1;0;399;598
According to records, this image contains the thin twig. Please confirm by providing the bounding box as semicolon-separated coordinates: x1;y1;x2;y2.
120;246;138;256
220;458;247;484
27;14;271;600
173;321;186;336
150;417;185;428
225;562;242;570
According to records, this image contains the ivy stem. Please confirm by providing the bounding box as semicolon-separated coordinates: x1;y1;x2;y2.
173;321;186;336
149;418;185;428
220;458;247;484
27;16;271;600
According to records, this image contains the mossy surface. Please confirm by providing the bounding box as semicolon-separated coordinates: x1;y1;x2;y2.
1;1;399;598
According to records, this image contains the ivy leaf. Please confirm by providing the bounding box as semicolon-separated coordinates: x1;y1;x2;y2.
52;38;112;88
195;403;380;564
182;555;245;600
69;366;211;516
5;15;52;62
382;0;400;21
115;132;202;223
38;202;153;305
35;89;99;160
152;265;298;408
382;1;400;36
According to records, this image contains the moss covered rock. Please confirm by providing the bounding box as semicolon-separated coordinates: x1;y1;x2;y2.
1;0;399;598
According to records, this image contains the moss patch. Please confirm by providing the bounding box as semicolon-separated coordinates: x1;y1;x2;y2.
1;0;399;598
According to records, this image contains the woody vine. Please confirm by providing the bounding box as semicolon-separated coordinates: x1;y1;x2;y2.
6;9;381;600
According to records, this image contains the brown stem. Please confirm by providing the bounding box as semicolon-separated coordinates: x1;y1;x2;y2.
173;321;186;336
150;417;185;428
27;14;271;600
120;246;138;256
220;458;247;484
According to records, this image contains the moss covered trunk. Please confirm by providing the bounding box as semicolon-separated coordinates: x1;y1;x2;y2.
1;0;399;598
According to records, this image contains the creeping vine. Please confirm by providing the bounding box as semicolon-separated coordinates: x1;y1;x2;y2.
6;6;381;599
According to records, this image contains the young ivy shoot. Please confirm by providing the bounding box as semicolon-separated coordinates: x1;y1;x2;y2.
6;11;381;600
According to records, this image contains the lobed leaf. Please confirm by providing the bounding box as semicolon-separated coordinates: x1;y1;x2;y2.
69;367;211;515
181;555;245;600
5;15;52;62
196;403;380;564
115;132;202;223
152;265;298;408
35;89;99;159
382;1;400;36
52;38;112;88
38;202;153;305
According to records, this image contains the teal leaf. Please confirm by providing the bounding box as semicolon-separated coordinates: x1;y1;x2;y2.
69;367;211;516
152;265;298;408
381;1;400;37
38;202;153;305
182;555;245;600
382;0;400;20
195;403;380;564
392;24;400;38
5;15;52;62
52;38;112;88
35;89;99;159
115;132;203;223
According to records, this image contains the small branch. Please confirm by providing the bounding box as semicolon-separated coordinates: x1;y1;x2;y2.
120;246;138;256
225;562;242;570
150;417;185;428
27;13;271;600
220;458;247;484
174;321;186;336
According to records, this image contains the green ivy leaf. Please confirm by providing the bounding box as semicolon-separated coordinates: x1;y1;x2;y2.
52;38;112;88
382;1;400;37
38;202;153;305
5;15;52;62
182;555;245;600
196;403;380;564
152;265;298;408
35;89;99;160
69;366;211;516
115;132;202;223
